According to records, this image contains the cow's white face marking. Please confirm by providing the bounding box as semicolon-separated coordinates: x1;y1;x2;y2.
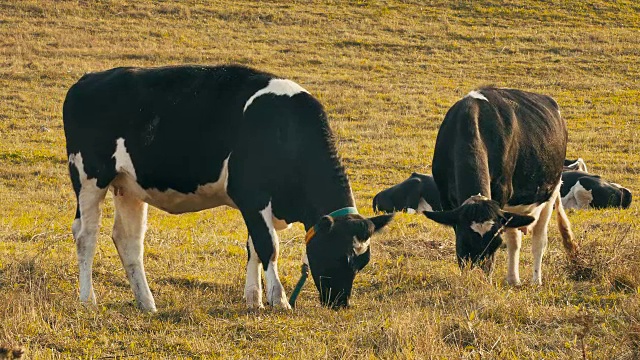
353;236;370;256
244;79;309;113
416;198;433;212
470;220;494;236
113;138;137;180
466;90;488;102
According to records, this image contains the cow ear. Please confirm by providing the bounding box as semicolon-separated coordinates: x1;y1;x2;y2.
316;215;334;234
370;214;394;233
501;212;535;228
423;210;458;226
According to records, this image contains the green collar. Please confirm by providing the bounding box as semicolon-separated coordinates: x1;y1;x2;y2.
304;207;359;244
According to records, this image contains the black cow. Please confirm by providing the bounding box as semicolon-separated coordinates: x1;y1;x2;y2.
63;65;393;311
561;171;632;209
372;172;442;214
563;158;588;172
423;88;578;286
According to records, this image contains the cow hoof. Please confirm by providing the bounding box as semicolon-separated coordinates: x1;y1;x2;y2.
137;301;157;313
267;286;291;309
79;290;97;305
506;277;522;286
245;287;264;310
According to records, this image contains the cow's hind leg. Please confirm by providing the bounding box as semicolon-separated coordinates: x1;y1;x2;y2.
75;179;108;305
531;197;555;285
112;193;156;312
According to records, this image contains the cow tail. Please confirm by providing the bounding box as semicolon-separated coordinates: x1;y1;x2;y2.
555;194;578;258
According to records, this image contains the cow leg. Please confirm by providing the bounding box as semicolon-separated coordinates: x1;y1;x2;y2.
555;195;578;256
245;235;264;310
503;228;522;286
241;201;291;310
112;193;156;312
75;179;108;304
531;198;555;285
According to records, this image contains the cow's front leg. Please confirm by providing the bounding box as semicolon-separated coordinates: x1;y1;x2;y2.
245;235;264;310
503;228;522;286
242;202;291;310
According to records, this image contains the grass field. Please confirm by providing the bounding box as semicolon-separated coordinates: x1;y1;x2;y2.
1;0;639;358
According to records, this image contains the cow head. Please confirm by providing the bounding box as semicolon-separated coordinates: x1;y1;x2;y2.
423;196;535;270
306;213;393;309
621;188;633;209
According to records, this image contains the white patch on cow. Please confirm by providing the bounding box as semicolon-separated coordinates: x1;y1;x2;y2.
259;201;290;309
466;90;488;102
113;138;137;180
244;79;309;113
416;198;433;212
110;154;236;214
562;180;593;210
610;182;623;189
353;236;370;256
406;208;416;214
470;220;494;236
69;152;88;182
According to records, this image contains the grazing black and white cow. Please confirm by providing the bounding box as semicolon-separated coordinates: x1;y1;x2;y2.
563;158;588;172
372;172;442;214
423;87;578;285
561;171;632;209
63;65;393;311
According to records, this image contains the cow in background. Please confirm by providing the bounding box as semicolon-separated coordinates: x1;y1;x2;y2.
423;87;578;286
561;171;632;209
372;173;442;214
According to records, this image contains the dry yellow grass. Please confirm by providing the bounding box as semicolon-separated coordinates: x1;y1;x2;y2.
0;0;639;358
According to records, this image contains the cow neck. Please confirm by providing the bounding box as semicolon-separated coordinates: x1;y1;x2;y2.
302;178;356;231
300;146;356;231
454;151;492;205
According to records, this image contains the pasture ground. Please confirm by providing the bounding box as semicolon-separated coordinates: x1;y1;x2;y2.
0;1;639;358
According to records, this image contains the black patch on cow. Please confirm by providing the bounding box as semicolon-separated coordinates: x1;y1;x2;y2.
68;161;82;219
